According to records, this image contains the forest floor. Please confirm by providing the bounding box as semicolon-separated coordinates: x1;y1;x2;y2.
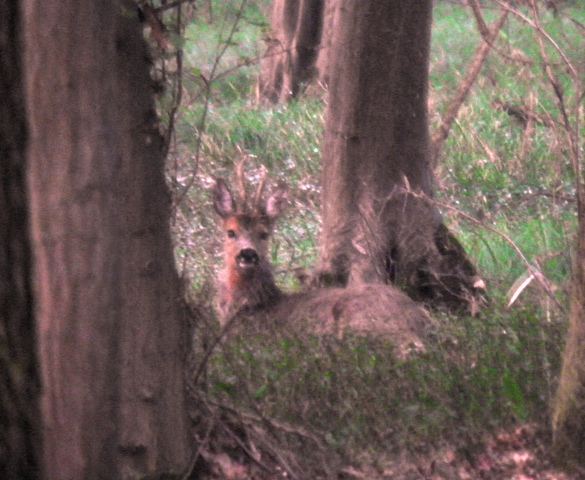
339;424;578;480
195;422;579;480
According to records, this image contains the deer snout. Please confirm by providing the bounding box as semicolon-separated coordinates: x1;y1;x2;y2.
236;248;259;268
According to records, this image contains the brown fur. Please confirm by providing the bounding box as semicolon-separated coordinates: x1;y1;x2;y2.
212;173;434;353
212;176;287;320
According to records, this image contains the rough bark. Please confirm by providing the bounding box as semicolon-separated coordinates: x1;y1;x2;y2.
552;206;585;474
316;0;481;311
257;0;328;102
23;0;190;478
0;1;41;478
313;0;336;88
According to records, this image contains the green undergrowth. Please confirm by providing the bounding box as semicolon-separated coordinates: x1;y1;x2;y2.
192;300;566;462
174;98;324;289
172;0;583;467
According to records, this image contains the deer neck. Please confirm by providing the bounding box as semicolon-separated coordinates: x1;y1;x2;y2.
219;262;283;317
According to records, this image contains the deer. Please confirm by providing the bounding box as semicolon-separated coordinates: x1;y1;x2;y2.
212;166;288;321
211;164;434;353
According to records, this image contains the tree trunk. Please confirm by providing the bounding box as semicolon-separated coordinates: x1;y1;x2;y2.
316;0;481;311
552;208;585;474
0;1;41;478
257;0;328;102
23;0;190;478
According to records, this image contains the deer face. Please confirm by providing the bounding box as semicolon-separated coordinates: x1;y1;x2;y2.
223;213;273;276
212;177;288;280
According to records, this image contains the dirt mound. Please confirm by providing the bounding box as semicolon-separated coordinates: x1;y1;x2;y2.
229;283;435;356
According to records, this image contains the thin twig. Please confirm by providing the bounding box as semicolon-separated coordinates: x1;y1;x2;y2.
218;420;278;475
524;0;583;218
190;309;248;387
180;408;218;480
162;5;184;161
431;5;508;167
205;398;331;480
433;197;567;313
154;0;195;14
175;0;250;207
495;0;578;78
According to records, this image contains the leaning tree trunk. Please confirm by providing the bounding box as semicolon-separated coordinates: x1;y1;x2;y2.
257;0;329;102
23;0;190;478
0;0;41;478
316;0;481;311
552;200;585;474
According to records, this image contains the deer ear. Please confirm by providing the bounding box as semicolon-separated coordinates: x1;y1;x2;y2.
265;182;288;219
212;179;235;218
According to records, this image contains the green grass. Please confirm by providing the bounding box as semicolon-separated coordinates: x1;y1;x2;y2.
174;97;324;289
169;0;583;471
194;303;565;464
430;1;582;302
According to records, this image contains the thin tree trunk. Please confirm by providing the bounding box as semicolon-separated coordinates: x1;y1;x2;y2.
0;0;41;477
115;4;191;477
257;0;325;102
23;0;189;477
552;180;585;475
314;0;335;88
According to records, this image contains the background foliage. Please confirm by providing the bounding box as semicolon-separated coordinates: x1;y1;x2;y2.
156;0;584;475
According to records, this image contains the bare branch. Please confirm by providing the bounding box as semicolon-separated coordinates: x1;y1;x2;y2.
162;5;184;160
153;0;196;14
174;0;250;207
433;197;566;313
496;0;578;78
465;0;490;39
431;7;508;167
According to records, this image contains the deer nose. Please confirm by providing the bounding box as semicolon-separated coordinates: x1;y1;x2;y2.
236;248;259;267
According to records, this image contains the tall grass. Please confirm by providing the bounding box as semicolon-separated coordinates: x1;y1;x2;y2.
167;0;584;471
430;2;582;301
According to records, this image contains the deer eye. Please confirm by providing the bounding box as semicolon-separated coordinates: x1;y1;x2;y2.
227;230;236;239
259;232;270;241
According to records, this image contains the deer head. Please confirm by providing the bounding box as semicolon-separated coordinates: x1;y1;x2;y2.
212;167;288;321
